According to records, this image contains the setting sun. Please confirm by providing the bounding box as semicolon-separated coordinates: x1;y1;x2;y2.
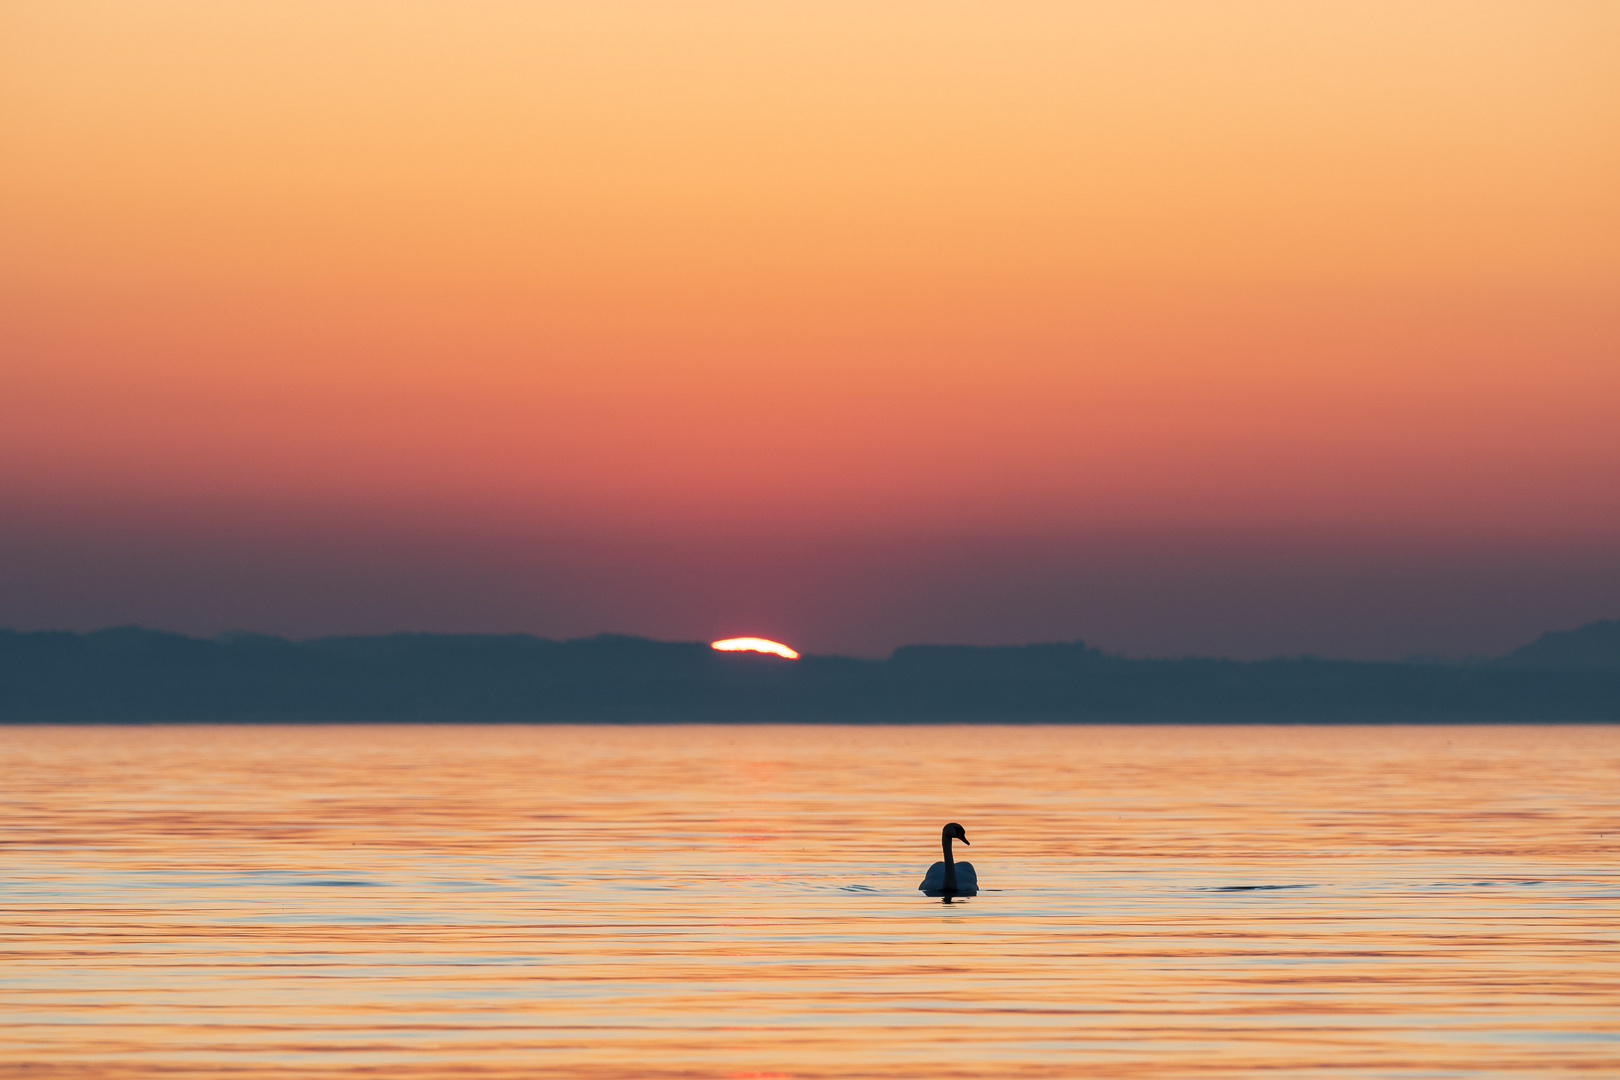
711;637;800;660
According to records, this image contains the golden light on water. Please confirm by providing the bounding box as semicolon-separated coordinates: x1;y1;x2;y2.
710;637;800;660
2;724;1617;1077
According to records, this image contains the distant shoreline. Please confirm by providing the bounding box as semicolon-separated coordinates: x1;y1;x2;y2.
4;623;1617;724
4;718;1615;727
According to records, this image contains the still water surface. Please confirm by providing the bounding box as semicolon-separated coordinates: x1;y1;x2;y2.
2;724;1617;1078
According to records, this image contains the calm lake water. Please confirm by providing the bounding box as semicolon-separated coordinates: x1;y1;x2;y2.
2;724;1616;1078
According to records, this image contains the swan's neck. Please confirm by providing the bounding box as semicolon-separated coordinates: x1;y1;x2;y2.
942;835;957;890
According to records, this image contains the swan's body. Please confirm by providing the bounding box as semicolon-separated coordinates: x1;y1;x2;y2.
919;822;978;896
919;860;978;894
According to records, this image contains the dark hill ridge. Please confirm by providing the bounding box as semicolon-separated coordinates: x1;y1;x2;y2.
1;622;1617;723
1497;619;1620;669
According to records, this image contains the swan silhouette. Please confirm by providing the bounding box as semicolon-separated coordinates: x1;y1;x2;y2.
919;822;978;896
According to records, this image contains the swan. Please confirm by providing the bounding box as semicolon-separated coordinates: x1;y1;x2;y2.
919;822;978;896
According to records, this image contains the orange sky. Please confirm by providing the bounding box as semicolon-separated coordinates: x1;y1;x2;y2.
2;2;1617;655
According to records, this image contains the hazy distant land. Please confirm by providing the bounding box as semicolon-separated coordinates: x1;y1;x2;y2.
1;620;1615;723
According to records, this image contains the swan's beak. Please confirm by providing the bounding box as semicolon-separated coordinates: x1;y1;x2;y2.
958;836;970;845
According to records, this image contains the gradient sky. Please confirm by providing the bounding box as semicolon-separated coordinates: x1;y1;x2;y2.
3;2;1618;658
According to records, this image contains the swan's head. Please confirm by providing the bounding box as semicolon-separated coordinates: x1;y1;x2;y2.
942;822;969;845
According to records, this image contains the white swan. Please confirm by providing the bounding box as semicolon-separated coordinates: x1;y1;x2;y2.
919;822;978;896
